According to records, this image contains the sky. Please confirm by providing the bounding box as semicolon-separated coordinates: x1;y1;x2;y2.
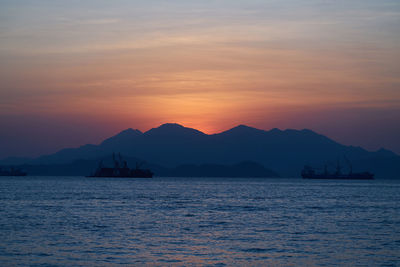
0;0;400;158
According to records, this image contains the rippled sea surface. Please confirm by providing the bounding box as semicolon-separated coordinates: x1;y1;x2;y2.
0;177;399;266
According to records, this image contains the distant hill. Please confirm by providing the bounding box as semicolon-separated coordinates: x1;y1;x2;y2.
1;123;399;178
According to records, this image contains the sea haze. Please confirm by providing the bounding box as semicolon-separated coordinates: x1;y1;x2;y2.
0;176;399;266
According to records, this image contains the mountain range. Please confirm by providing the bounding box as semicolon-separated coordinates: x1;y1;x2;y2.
1;123;399;178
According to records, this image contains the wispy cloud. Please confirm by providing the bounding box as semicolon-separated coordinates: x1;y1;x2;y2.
57;17;121;26
1;0;400;155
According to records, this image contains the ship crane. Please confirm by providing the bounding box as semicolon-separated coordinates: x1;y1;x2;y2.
301;156;374;180
87;152;153;178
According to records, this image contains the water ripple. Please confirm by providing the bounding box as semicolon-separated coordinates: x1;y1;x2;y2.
0;177;399;266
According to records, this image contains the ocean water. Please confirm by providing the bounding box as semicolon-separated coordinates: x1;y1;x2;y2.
0;177;399;266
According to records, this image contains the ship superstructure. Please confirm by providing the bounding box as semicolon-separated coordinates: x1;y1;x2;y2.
0;167;27;176
301;158;374;180
88;153;153;178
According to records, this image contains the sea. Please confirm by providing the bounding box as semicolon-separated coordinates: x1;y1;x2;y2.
0;176;399;266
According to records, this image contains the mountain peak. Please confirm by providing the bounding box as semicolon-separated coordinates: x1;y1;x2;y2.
222;124;266;135
158;123;185;129
145;123;206;136
100;128;142;146
235;124;254;130
118;128;143;135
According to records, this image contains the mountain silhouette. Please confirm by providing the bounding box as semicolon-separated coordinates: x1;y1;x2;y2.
1;123;399;178
146;123;206;137
101;128;143;148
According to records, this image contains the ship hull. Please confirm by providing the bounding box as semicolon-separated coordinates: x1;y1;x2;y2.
0;171;27;176
301;163;374;180
88;165;153;178
87;175;152;178
89;153;154;178
0;174;27;177
302;174;374;180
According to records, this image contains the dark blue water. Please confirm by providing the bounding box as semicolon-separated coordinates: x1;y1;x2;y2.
0;177;399;266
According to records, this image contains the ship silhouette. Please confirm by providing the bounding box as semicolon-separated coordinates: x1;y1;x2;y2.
301;157;374;180
0;166;27;176
87;153;153;178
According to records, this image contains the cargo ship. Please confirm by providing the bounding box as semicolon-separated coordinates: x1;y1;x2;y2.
88;153;153;178
0;167;27;176
301;159;374;180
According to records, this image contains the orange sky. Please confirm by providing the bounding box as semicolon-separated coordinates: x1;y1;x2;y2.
0;0;400;157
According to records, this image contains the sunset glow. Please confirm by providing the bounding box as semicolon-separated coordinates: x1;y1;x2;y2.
1;0;399;157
